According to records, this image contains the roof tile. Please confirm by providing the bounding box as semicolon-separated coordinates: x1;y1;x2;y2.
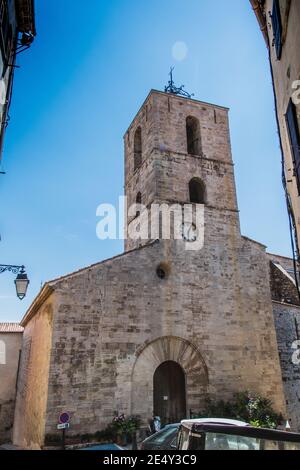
0;323;24;333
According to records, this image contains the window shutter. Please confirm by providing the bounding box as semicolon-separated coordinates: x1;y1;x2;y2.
272;0;283;60
286;100;300;194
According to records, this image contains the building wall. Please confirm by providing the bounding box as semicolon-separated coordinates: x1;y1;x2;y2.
14;91;287;448
0;1;18;157
273;302;300;431
35;232;286;443
0;1;36;162
13;294;54;449
0;332;22;443
260;0;300;245
270;261;300;305
268;252;296;278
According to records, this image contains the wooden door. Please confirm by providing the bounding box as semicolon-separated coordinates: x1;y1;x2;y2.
153;361;186;424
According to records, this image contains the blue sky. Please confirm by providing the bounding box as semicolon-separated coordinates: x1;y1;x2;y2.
0;0;291;321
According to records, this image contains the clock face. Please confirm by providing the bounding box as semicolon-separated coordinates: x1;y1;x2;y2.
182;223;197;242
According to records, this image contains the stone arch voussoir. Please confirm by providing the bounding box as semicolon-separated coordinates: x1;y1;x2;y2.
131;336;209;420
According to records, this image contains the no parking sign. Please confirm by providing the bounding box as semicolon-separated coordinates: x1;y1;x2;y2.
57;412;70;450
59;412;70;425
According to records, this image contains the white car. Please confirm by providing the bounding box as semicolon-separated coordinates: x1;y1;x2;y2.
177;420;300;451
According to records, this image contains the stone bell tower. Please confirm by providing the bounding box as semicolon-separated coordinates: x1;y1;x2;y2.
124;88;240;252
122;87;286;422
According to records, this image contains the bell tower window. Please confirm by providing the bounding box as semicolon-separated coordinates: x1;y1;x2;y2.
189;178;206;204
134;126;142;170
186;116;201;156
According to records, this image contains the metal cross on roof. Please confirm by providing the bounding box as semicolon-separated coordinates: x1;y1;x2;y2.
164;67;194;98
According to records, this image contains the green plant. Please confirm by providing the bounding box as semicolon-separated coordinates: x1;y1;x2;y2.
195;391;283;429
44;425;116;447
112;413;142;437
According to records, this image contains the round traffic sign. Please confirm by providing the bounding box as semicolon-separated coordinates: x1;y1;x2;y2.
59;412;70;424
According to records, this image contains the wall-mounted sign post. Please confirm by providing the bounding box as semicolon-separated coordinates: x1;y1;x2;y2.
57;412;70;450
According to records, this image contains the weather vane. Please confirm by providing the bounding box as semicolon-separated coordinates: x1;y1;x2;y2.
164;67;194;98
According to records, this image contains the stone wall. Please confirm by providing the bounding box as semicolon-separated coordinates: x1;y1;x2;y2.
270;261;300;306
273;301;300;431
0;332;22;444
13;293;55;449
39;233;286;442
125;91;239;252
14;90;288;447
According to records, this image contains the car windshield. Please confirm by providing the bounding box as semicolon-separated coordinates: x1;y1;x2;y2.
151;426;177;444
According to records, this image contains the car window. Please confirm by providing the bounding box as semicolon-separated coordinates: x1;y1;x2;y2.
203;432;300;451
283;442;300;451
205;433;260;451
152;427;177;445
189;433;205;450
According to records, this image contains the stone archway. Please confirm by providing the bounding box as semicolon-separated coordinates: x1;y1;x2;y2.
131;336;209;422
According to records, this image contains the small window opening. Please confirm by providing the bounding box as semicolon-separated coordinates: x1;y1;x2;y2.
134;126;142;170
189;178;206;204
186;116;201;156
136;192;142;217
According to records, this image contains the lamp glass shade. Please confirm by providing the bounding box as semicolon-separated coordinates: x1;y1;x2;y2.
15;271;30;300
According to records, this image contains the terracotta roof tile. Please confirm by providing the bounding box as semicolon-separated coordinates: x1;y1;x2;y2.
0;323;24;333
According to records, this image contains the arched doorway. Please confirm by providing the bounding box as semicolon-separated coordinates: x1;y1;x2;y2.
153;361;186;424
131;336;209;423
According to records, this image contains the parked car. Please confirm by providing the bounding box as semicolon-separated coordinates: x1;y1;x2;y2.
177;421;300;451
140;418;248;451
140;424;179;450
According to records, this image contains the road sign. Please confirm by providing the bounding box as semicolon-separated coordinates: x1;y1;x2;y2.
59;412;70;424
57;423;70;430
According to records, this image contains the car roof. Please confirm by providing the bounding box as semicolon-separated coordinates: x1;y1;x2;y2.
181;418;248;429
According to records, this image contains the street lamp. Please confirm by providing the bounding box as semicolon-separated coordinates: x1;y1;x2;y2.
0;265;30;300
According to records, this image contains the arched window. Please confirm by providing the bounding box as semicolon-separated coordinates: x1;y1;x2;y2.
189;178;206;204
136;192;142;217
0;340;6;365
134;126;142;170
186;116;201;156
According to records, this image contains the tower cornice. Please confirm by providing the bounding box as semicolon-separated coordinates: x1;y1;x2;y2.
124;89;230;138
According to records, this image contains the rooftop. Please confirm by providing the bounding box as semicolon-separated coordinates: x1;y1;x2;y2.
0;322;24;333
125;89;229;137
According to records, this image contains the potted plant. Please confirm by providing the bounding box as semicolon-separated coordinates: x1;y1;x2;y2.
112;414;141;447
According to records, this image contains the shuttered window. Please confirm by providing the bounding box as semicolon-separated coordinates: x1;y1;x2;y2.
271;0;283;60
286;100;300;194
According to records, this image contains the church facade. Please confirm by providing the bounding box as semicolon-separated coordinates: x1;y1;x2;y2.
12;90;300;448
